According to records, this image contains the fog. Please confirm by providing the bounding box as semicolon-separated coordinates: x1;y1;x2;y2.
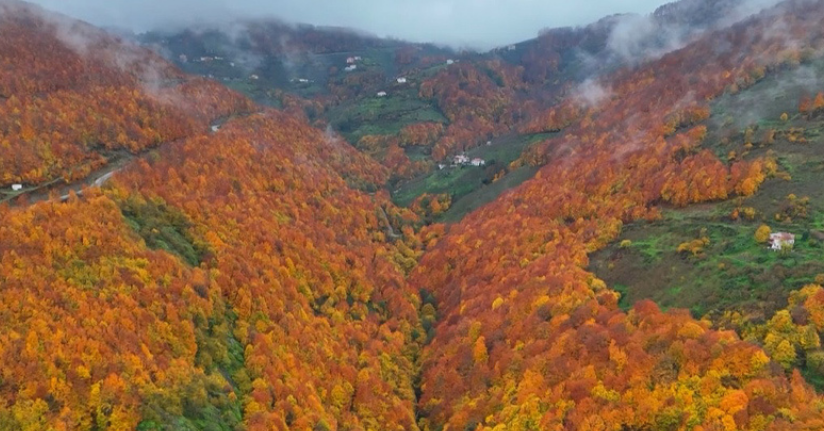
26;0;673;49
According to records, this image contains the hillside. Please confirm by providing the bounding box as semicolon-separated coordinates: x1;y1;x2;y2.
0;0;255;201
4;0;824;430
137;0;786;223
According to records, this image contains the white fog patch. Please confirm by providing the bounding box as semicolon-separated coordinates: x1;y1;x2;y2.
574;79;611;107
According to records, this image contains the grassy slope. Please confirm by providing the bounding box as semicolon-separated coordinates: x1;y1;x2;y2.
590;59;824;319
392;133;551;219
328;92;447;143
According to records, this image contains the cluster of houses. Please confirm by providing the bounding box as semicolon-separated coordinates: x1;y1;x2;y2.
375;77;410;97
344;56;362;72
182;55;228;63
437;154;486;170
769;232;795;251
180;54;239;69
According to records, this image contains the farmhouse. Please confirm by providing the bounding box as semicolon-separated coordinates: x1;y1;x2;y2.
344;65;357;72
249;74;260;80
11;184;22;191
446;59;454;65
377;91;387;97
453;154;469;165
471;158;486;166
769;232;795;251
396;77;407;84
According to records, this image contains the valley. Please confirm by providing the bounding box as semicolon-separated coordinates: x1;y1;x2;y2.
4;0;824;429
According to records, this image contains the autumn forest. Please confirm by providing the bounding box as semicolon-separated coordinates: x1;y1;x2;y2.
4;0;824;430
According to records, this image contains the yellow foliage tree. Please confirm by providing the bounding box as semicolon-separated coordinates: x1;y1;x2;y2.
754;224;772;244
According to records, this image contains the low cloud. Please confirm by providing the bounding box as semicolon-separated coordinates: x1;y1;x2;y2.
603;0;785;64
27;0;673;50
574;79;611;107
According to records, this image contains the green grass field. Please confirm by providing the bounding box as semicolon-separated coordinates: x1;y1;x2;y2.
329;94;447;143
590;58;824;319
392;133;552;220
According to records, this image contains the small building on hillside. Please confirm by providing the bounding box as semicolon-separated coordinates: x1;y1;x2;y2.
249;74;260;80
446;59;454;65
344;65;358;72
471;158;486;167
770;232;795;251
377;91;387;97
11;184;22;191
453;154;469;165
346;57;356;64
396;77;407;84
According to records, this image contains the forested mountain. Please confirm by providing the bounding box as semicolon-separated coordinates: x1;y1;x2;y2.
4;0;824;430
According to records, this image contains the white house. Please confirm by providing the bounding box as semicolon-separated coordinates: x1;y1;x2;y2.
249;74;260;80
446;59;454;65
471;158;486;167
377;91;387;97
11;184;22;191
770;232;795;251
453;154;469;165
298;78;310;83
396;77;407;84
437;163;446;170
211;125;220;133
346;57;356;64
345;65;357;72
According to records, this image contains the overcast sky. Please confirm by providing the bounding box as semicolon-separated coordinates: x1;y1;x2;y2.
27;0;672;49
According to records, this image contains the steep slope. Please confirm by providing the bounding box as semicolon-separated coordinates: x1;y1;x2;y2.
0;0;254;192
7;0;824;430
0;3;425;430
412;0;824;429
